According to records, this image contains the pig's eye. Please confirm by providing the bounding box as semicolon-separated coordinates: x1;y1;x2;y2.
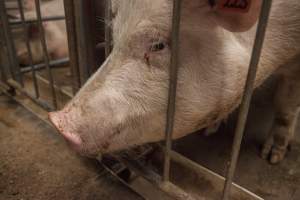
150;42;166;52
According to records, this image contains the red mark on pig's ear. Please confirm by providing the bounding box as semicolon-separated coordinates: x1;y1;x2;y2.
218;0;251;13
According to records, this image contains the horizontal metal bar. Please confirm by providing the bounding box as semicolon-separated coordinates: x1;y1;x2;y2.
4;79;54;111
10;16;65;27
20;57;69;73
5;7;19;10
35;73;73;98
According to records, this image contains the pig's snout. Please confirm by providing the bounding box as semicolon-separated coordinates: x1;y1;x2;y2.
48;111;83;152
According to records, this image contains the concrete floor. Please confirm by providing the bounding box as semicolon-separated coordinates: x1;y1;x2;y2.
0;94;142;200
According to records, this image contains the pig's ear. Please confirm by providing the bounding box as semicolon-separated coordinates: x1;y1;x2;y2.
211;0;262;32
27;23;48;39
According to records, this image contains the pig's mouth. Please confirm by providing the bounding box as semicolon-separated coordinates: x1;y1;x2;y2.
48;112;84;153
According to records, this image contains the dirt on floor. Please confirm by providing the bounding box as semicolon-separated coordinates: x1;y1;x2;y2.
0;94;142;200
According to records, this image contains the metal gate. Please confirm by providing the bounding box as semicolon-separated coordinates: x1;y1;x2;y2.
0;0;274;199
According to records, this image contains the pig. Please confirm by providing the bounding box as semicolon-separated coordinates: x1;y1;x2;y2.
22;0;56;11
14;0;68;65
49;0;300;164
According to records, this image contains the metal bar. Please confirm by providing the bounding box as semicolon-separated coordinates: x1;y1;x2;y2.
167;149;263;200
115;155;196;200
98;161;147;200
0;52;7;83
35;73;73;99
221;1;273;199
73;0;95;83
4;79;54;111
0;0;23;84
10;16;65;27
104;0;112;57
163;0;182;183
16;0;40;98
5;7;20;10
20;57;69;73
33;0;58;109
63;0;81;94
73;0;89;83
0;24;8;83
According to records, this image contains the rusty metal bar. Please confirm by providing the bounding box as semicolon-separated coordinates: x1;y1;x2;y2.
33;0;57;109
221;1;273;199
0;0;23;85
16;0;40;98
105;0;112;57
163;0;182;183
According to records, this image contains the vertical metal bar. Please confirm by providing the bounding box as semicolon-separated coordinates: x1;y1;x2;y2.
221;1;273;199
34;0;58;109
0;0;23;85
73;0;96;84
0;44;6;82
17;0;40;98
63;0;81;94
163;0;182;183
105;0;112;57
0;21;7;82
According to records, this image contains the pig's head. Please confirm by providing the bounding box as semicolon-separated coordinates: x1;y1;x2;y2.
49;0;261;156
15;14;68;65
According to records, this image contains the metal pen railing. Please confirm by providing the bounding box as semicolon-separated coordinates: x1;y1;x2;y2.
0;0;72;111
163;0;182;183
161;0;273;199
34;0;57;108
221;1;273;199
0;0;274;199
16;0;39;98
100;0;272;199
